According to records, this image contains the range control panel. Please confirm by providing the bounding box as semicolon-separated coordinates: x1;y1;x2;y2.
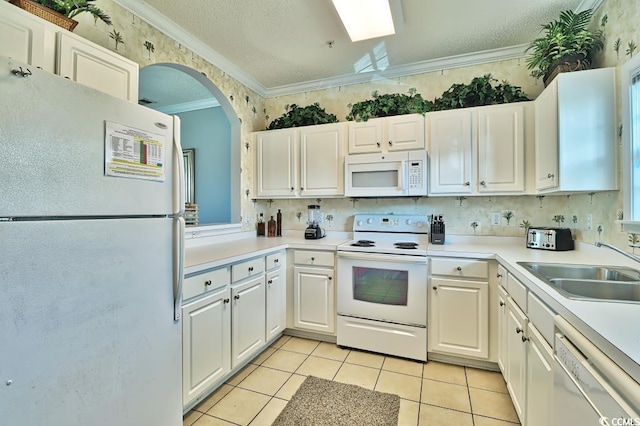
353;214;428;233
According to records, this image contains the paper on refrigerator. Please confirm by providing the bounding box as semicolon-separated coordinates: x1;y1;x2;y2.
104;121;165;182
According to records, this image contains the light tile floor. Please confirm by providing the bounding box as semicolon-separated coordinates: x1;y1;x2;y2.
184;336;520;426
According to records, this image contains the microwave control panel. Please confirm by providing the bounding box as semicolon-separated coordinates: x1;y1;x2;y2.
408;160;423;189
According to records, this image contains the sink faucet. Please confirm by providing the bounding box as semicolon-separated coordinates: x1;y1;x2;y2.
596;242;640;264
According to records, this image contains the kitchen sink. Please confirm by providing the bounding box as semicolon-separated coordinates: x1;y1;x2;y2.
517;262;640;303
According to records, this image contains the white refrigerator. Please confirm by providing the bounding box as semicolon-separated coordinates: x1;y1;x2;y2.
0;56;184;425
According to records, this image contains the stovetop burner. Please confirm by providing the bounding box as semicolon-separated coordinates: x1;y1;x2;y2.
351;239;375;247
394;242;419;249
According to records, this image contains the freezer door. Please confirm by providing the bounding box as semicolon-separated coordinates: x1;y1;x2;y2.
0;218;182;426
0;56;180;217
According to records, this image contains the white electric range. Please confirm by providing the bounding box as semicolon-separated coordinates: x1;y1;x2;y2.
336;214;429;361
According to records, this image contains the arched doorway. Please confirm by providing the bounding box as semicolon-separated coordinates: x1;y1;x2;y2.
139;63;240;227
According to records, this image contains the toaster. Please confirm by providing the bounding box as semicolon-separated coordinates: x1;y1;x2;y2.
527;227;574;251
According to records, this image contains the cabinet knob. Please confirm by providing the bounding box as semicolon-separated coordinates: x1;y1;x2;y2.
234;294;240;300
499;301;505;307
204;280;212;286
274;259;279;263
268;280;273;284
223;298;230;304
516;327;523;334
290;187;294;191
249;266;254;272
456;266;462;271
497;273;503;278
432;286;437;290
480;181;486;186
464;182;470;186
311;257;315;261
547;173;555;179
522;336;530;343
328;276;332;280
300;187;304;190
388;141;392;146
376;142;381;147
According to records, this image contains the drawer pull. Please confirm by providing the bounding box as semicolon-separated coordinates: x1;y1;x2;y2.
499;301;505;307
432;286;437;290
204;280;212;286
311;257;315;261
223;298;230;304
516;327;523;334
522;335;530;343
456;266;462;271
234;295;240;300
497;273;503;278
274;259;279;263
268;280;273;284
248;266;254;272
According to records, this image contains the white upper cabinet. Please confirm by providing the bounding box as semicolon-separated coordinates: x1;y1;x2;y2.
348;114;425;154
254;123;346;198
57;32;139;103
429;103;529;195
1;1;139;102
299;122;346;196
0;1;56;72
534;68;617;193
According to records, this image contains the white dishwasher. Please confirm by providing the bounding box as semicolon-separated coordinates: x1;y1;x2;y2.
553;316;640;425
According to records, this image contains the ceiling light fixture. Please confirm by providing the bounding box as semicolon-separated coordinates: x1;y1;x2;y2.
332;0;396;42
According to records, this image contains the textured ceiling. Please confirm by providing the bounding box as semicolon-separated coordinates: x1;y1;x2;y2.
139;65;215;108
125;0;594;96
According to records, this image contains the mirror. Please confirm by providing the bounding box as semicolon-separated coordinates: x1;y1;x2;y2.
139;63;240;228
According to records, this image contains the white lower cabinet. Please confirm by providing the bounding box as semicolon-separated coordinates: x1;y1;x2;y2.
497;284;509;377
525;322;553;426
506;296;528;423
293;250;335;334
231;274;266;368
182;286;231;408
265;253;286;342
429;277;489;358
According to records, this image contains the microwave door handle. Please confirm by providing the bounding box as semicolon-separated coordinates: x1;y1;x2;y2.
399;162;407;193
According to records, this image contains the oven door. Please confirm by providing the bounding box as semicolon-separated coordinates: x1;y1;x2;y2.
337;251;428;326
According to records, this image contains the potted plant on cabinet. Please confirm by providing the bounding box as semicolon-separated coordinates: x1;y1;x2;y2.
525;9;603;86
266;103;338;130
346;88;433;122
9;0;112;31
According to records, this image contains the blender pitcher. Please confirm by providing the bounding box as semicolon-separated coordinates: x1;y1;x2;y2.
304;205;326;239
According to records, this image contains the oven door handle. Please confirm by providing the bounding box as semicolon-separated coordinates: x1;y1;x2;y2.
337;251;428;264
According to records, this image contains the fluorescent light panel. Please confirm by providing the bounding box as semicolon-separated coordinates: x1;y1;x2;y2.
332;0;396;42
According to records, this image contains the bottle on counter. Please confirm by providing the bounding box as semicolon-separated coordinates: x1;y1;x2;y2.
268;216;276;237
257;213;265;236
276;209;282;237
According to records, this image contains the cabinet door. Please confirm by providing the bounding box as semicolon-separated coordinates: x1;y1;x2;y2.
266;268;286;342
293;266;335;333
497;284;508;377
506;297;528;423
477;104;525;193
386;114;425;151
255;129;297;197
0;2;56;72
525;323;553;426
429;277;489;359
231;275;266;368
182;287;231;408
300;123;345;196
428;109;473;194
348;118;384;154
57;32;138;102
534;79;559;190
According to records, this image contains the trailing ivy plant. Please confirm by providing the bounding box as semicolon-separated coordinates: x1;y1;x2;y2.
346;88;433;122
266;103;338;130
431;74;529;111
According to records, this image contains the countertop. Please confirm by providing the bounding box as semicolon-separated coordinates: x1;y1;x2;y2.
184;231;640;384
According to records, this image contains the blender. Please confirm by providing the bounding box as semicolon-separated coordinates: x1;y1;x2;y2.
304;204;326;239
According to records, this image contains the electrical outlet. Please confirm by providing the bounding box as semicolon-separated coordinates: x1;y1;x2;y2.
491;212;501;225
586;213;593;231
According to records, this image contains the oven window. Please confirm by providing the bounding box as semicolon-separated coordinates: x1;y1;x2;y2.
352;266;408;306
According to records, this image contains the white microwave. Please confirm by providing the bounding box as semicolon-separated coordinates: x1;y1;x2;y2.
344;151;428;197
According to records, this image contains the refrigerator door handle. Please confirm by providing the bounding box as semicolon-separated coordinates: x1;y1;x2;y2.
173;116;185;216
174;216;185;321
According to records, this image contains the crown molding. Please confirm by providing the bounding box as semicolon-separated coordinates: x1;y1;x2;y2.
155;98;220;115
112;0;266;97
265;44;529;97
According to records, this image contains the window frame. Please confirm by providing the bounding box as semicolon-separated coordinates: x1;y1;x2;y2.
621;54;640;232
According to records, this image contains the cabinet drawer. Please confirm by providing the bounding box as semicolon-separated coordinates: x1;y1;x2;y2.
430;258;489;279
527;292;555;346
232;257;265;283
183;267;230;301
507;273;527;312
266;251;284;270
294;250;334;267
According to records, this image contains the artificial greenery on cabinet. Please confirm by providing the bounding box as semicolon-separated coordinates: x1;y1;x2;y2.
431;74;529;111
266;103;338;130
346;88;433;122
